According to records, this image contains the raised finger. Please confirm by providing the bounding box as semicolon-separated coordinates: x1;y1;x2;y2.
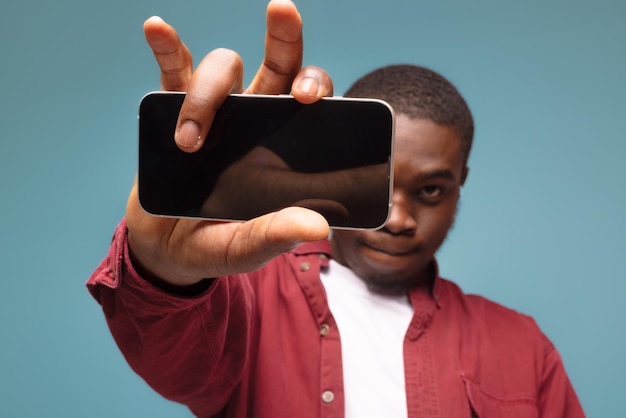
144;16;193;91
245;0;303;95
174;48;244;151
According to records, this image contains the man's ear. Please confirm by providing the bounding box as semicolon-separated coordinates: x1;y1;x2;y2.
461;166;469;186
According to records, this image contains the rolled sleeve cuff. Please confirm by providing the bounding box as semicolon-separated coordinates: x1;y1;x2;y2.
86;218;216;315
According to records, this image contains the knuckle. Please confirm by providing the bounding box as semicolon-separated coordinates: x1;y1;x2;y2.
210;48;243;67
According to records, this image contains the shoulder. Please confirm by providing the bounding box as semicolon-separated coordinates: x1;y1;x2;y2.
437;278;538;323
435;278;550;353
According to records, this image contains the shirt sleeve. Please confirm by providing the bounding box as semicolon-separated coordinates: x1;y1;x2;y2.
538;335;586;417
86;218;254;417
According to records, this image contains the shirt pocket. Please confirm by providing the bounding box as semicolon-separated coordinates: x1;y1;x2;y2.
462;375;539;418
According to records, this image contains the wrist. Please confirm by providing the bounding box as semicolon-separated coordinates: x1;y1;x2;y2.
126;230;212;295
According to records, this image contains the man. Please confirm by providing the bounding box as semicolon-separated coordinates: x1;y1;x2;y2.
87;1;584;416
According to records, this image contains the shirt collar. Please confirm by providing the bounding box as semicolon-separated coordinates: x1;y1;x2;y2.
295;240;442;307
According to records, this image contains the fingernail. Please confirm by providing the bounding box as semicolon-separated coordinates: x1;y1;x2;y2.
296;76;320;96
175;120;202;149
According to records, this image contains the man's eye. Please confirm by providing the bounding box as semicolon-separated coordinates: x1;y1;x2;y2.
421;186;443;197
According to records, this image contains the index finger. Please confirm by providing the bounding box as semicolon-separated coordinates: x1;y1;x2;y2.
144;16;193;91
245;0;303;95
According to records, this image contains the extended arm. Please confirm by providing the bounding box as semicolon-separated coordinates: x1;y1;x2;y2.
88;1;333;413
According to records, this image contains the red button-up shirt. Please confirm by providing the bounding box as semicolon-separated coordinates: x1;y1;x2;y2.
87;219;585;417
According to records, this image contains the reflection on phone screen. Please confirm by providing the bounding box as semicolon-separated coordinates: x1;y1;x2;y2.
138;93;394;229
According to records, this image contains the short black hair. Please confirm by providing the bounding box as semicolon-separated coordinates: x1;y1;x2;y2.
345;64;474;165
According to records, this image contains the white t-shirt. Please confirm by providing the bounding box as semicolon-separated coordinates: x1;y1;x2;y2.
320;260;414;418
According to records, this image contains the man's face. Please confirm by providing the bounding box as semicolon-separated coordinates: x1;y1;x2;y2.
330;115;468;294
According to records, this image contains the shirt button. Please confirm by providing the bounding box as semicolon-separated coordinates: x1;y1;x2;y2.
318;253;329;260
319;323;330;336
321;390;335;403
300;262;311;271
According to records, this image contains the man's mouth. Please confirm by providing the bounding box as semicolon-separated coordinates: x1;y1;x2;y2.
362;241;420;257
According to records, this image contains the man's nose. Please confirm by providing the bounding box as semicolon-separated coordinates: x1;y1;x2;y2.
384;191;417;235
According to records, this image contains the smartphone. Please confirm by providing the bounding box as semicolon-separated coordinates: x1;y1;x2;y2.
138;92;395;229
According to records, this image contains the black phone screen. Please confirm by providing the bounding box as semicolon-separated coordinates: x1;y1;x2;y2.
138;92;394;229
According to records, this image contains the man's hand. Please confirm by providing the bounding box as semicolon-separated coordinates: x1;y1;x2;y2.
126;0;333;286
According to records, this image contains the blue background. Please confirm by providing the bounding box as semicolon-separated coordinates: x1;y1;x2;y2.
1;0;624;416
